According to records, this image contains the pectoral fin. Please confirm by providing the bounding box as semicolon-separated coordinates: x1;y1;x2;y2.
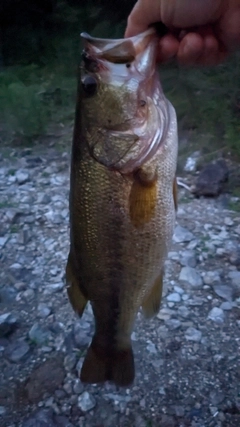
129;166;158;228
142;272;164;318
66;253;88;317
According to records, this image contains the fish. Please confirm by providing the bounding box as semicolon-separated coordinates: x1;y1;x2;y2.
66;27;178;387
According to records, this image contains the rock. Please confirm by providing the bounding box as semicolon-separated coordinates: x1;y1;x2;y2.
213;284;233;301
184;151;201;172
0;313;18;337
39;194;51;204
0;236;8;248
228;271;240;288
37;303;51;318
16;170;30;185
203;271;221;285
193;159;229;197
21;408;73;427
208;307;225;324
220;301;233;310
167;293;181;302
165;319;181;330
73;321;91;348
179;266;203;288
6;339;30;362
29;323;51;345
173;285;184;294
73;379;84;394
0;406;6;415
78;391;96;412
173;225;194;243
179;250;197;268
177;306;190;318
185;327;202;342
146;340;157;353
64;354;77;371
43;282;64;294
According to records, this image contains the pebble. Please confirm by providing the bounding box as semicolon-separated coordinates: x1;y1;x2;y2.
29;323;51;345
179;266;203;288
167;293;181;302
179;250;197;268
0;313;18;337
228;271;240;288
146;341;157;353
173;225;195;243
165;319;181;330
43;282;64;294
203;271;221;285
0;406;6;415
220;301;233;310
177;306;190;318
16;170;29;185
78;392;96;412
6;339;30;362
213;284;233;301
37;303;52;318
208;307;225;324
185;327;202;342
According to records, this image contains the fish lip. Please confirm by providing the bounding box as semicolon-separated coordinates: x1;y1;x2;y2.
80;28;156;45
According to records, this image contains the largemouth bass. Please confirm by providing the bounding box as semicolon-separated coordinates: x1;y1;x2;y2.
66;28;178;387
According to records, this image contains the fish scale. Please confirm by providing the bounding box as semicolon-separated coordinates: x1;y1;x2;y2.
66;28;178;386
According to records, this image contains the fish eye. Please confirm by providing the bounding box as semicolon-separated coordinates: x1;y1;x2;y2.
81;75;97;97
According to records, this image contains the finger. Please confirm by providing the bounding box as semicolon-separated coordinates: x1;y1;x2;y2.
157;35;179;62
177;33;204;65
125;0;161;37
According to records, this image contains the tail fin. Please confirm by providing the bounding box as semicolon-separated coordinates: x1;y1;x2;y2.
80;338;135;387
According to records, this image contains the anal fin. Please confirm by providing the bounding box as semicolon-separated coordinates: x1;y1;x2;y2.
142;271;164;318
66;253;88;317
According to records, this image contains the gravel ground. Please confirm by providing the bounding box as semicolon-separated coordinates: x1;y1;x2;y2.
0;144;240;427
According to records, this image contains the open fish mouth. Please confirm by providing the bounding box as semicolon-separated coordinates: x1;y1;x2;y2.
79;29;174;174
80;28;157;65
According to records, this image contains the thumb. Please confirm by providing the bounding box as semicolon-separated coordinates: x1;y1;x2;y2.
125;0;161;37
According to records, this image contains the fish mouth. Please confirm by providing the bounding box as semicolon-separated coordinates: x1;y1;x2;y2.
80;28;157;66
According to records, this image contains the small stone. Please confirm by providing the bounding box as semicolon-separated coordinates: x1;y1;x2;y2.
44;283;64;294
37;303;51;318
173;225;194;243
178;306;190;318
39;193;51;204
73;379;84;395
173;285;184;294
174;405;185;417
146;341;157;353
16;170;29;185
220;301;233;311
180;250;197;268
78;391;96;412
73;321;91;348
208;307;225;324
6;339;30;362
213;285;233;301
0;237;8;248
29;323;51;345
203;271;221;285
185;327;202;342
64;354;77;371
167;293;181;302
165;319;181;330
179;266;203;288
210;391;225;405
0;313;18;337
224;217;234;226
0;406;6;415
228;271;240;288
21;289;35;299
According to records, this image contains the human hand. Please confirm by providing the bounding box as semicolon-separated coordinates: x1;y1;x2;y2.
125;0;240;65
